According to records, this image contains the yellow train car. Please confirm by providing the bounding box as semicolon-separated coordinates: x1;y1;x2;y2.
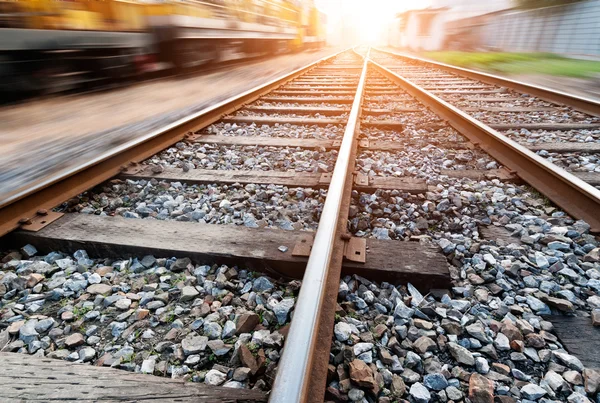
0;0;326;95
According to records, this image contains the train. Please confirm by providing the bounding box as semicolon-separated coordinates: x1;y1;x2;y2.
0;0;327;95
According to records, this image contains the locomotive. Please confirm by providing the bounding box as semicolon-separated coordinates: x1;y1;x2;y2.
0;0;327;94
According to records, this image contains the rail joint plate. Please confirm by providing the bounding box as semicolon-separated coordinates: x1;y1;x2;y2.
291;234;314;257
354;173;369;187
20;211;64;232
344;237;367;263
319;173;333;185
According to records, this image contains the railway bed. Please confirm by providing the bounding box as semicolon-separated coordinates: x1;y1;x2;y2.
1;48;600;403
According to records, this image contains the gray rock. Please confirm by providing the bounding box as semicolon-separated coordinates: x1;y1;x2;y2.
19;320;39;344
252;277;274;293
447;342;474;366
271;298;294;325
115;298;132;310
181;335;208;355
334;322;352;342
521;383;547;400
88;273;101;284
544;370;568;391
393;300;414;319
567;392;592;403
512;368;530;381
466;322;488;342
34;318;55;333
446;386;463;400
348;388;365;401
222;320;236;339
223;381;244;389
423;373;448;391
180;286;199;302
409;382;431;403
207;340;232;356
554;351;584;372
146;301;165;310
141;357;156;374
171;258;192;272
475;357;490;374
353;342;373;356
21;244;38;258
527;296;549;313
204;369;226;386
494;333;510;351
203;322;222;340
78;347;96;362
233;367;251;381
140;255;157;268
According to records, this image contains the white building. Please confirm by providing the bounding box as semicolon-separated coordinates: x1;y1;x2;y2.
388;0;511;51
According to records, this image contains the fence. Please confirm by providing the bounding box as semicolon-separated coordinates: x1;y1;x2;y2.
482;0;600;56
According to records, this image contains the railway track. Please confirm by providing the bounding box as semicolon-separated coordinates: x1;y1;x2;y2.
1;48;600;403
368;48;600;231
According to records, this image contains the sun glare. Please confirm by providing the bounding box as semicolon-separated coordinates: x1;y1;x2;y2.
316;0;428;45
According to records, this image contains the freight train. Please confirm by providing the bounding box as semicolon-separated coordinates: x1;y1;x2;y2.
0;0;327;94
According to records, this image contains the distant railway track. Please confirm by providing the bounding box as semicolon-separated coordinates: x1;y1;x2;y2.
1;47;600;402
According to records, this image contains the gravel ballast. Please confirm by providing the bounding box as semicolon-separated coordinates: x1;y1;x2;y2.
0;249;300;391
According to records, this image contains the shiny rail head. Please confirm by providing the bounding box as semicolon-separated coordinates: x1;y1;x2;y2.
268;55;370;403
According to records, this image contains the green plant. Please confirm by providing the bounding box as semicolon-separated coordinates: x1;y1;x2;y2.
171;274;187;285
72;305;92;318
247;342;259;354
425;51;600;78
121;351;136;364
513;0;584;9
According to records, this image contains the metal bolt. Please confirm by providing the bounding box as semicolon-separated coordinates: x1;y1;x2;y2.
37;209;48;216
19;218;32;225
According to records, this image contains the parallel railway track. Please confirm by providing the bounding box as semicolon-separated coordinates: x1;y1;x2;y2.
1;48;600;402
369;48;600;232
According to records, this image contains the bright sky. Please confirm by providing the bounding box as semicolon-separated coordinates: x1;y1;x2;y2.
315;0;430;44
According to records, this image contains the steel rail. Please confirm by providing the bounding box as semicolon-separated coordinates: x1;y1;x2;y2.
269;51;369;403
373;47;600;117
369;58;600;233
0;49;346;238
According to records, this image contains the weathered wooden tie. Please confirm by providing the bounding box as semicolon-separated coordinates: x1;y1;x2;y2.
0;353;267;402
547;316;600;369
490;123;600;131
10;214;451;288
189;134;338;149
527;142;600;153
220;116;344;126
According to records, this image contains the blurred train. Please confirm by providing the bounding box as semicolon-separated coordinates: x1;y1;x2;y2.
0;0;327;94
